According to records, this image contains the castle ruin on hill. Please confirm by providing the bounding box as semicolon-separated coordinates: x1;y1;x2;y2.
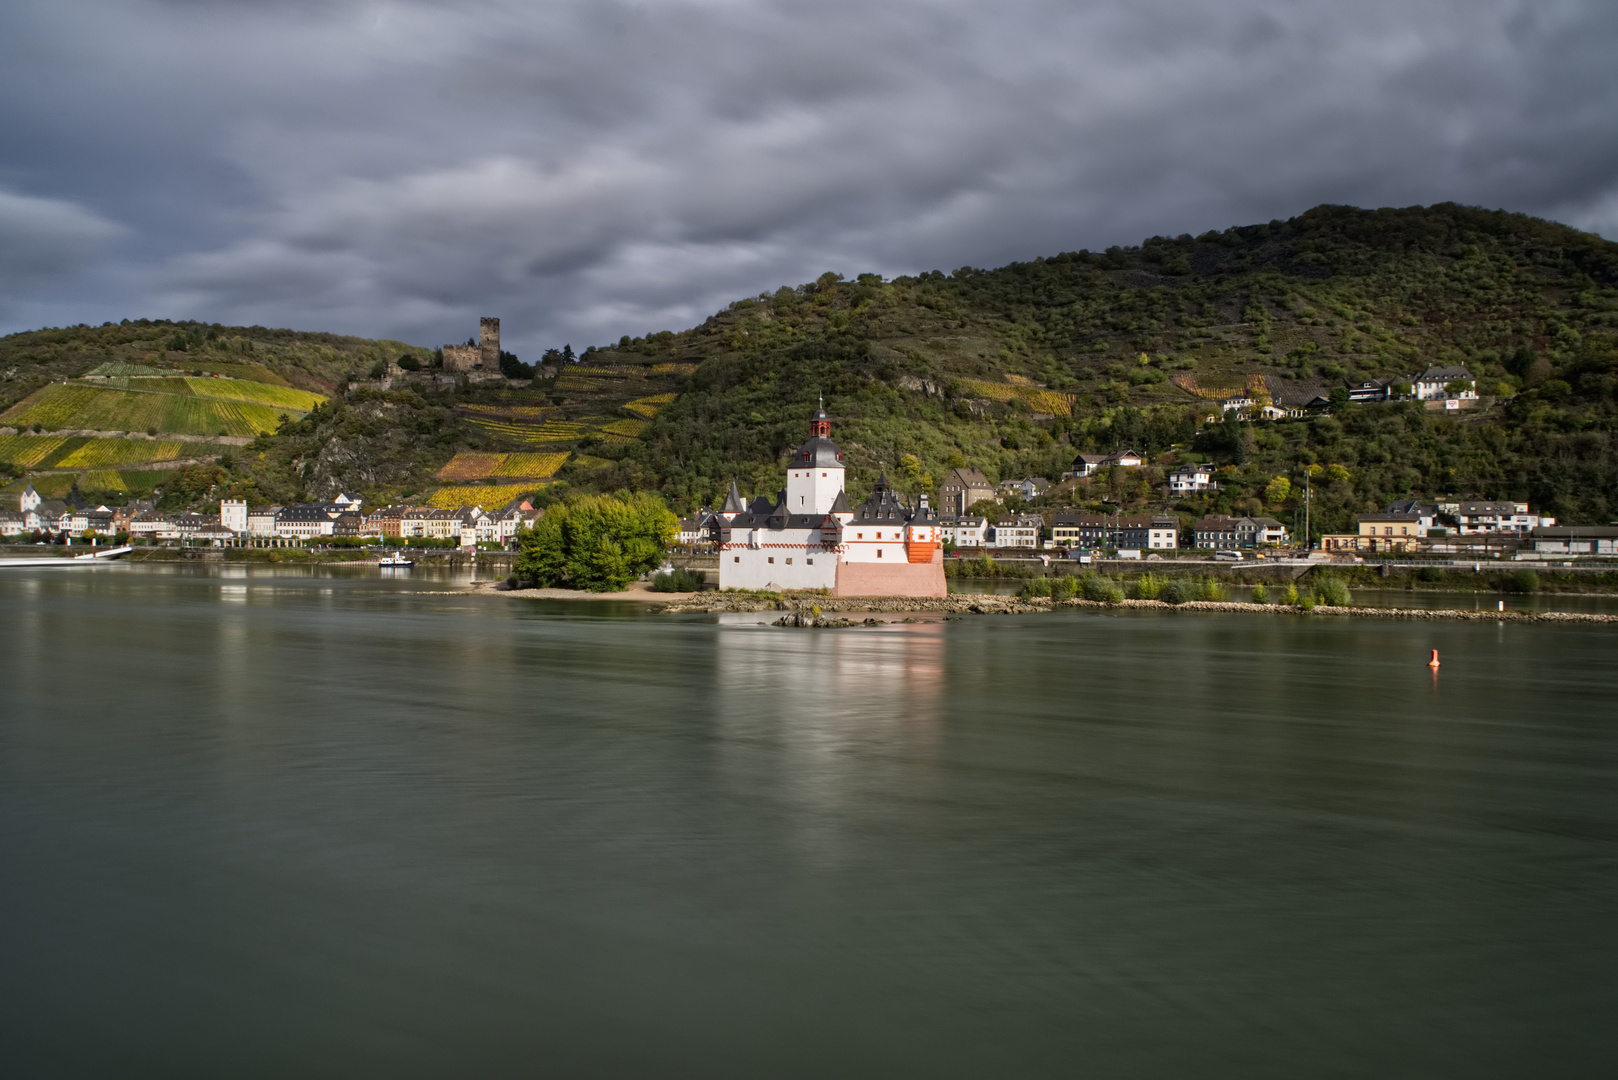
442;317;500;374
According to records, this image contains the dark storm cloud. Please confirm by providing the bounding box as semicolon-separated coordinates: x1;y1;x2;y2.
2;0;1616;353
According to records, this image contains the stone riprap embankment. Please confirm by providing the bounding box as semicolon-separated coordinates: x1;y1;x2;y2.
659;593;1618;624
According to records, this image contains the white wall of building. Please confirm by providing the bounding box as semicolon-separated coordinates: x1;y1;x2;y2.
785;465;844;515
721;530;839;589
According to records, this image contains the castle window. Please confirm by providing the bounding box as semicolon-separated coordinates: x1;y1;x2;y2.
786;558;792;564
806;558;813;565
768;557;774;564
733;557;739;563
877;549;883;558
857;533;863;539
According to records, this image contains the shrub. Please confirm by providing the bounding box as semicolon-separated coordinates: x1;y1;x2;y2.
1316;576;1352;606
1281;582;1301;605
1050;574;1080;601
1131;572;1167;599
1160;579;1198;604
1511;569;1540;594
1082;574;1125;603
1416;566;1444;583
1019;577;1053;599
1250;583;1269;604
651;567;706;592
1298;590;1317;610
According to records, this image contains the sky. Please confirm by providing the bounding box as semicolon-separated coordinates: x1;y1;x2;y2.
2;0;1616;357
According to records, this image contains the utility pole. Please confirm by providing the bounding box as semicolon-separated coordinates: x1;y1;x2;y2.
1303;469;1311;553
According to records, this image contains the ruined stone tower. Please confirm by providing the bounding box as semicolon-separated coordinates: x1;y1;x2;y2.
441;316;500;374
479;317;500;370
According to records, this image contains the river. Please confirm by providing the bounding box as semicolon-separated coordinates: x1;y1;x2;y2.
2;564;1615;1077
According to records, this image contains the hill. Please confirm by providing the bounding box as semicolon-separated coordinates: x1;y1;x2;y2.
5;203;1616;535
576;202;1618;533
0;318;687;510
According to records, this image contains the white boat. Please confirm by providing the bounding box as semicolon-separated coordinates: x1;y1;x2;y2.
377;551;414;568
0;545;133;568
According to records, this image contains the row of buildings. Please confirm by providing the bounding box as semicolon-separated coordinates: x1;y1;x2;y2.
1;486;542;547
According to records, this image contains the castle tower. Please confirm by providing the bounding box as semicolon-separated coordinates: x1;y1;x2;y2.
784;400;844;515
479;317;500;369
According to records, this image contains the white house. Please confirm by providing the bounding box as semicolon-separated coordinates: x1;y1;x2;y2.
1455;501;1548;535
1168;463;1216;495
944;516;988;548
1064;449;1146;479
1412;365;1476;401
988;514;1042;549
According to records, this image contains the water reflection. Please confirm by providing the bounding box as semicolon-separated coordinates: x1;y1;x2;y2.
713;620;946;863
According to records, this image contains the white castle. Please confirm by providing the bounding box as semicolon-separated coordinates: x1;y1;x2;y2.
715;403;946;596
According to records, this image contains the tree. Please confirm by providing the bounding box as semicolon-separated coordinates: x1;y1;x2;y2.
562;344;576;364
1264;476;1291;506
397;354;422;372
498;350;533;379
513;492;677;591
1329;386;1351;411
900;453;922;485
1325;464;1351;484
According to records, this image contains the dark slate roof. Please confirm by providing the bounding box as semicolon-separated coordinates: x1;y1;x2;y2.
852;473;913;524
829;490;851;515
1417;365;1473;382
791;435;845;469
720;481;745;514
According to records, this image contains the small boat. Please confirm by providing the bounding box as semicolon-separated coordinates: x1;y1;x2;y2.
377;551;414;568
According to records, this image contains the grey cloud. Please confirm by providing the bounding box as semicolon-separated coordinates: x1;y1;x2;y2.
1;0;1616;353
0;187;125;300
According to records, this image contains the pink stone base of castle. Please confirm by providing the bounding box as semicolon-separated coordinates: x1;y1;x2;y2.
832;548;947;598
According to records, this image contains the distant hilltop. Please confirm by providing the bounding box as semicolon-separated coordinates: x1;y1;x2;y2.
2;203;1616;539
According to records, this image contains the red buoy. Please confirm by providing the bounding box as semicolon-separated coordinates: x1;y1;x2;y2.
1428;649;1440;669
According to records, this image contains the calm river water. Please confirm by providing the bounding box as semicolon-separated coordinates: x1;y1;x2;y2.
2;564;1615;1078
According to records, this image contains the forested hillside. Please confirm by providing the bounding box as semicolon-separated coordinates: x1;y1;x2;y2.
579;203;1618;532
5;203;1617;534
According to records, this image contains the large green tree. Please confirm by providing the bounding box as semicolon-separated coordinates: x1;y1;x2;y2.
513;491;677;591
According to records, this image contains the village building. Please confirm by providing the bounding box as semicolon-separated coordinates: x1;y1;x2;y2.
1526;526;1618;557
1064;449;1145;479
942;516;988;548
988;514;1043;549
997;477;1050;502
938;467;995;517
1455;500;1548;535
1412;365;1476;402
1194;515;1289;549
1168;463;1216;495
715;405;946;596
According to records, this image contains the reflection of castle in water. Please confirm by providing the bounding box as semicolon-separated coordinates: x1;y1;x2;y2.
714;620;946;775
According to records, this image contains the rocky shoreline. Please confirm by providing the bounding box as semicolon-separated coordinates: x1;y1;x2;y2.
658;593;1618;624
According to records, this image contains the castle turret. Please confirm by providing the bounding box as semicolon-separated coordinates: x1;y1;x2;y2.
785;400;845;515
